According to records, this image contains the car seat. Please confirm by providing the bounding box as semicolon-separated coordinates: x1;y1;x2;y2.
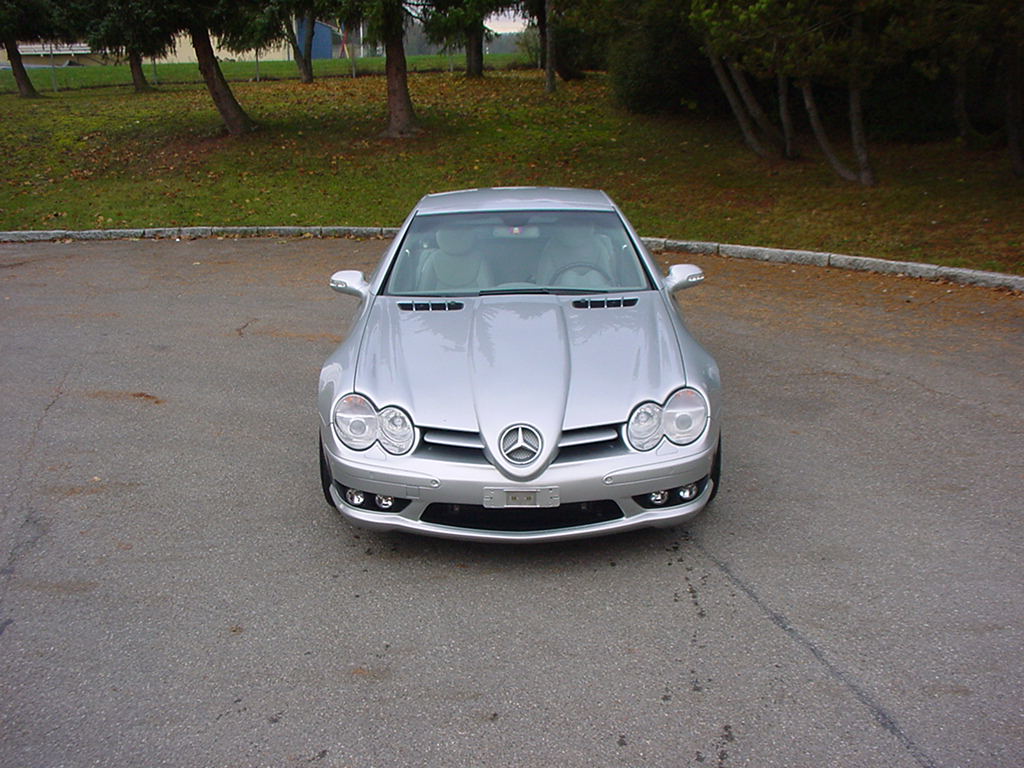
417;226;493;292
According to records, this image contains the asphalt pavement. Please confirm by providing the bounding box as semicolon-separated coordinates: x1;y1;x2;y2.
1;237;1022;768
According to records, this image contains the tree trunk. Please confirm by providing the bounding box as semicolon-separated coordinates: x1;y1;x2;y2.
848;86;876;186
290;13;315;83
285;23;300;72
706;42;767;158
845;12;875;185
383;30;418;137
799;79;858;182
128;49;151;92
189;26;256;136
465;21;484;78
952;65;977;142
544;0;556;93
3;34;40;98
727;59;785;153
1005;46;1023;178
536;3;547;70
777;72;798;159
300;13;315;83
342;26;357;77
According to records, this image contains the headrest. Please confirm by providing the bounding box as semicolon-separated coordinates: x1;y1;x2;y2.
549;225;594;249
436;227;476;256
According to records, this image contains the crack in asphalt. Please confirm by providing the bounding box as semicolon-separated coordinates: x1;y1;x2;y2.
693;537;939;768
0;364;78;617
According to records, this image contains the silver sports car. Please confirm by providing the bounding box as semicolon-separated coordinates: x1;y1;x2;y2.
318;187;721;542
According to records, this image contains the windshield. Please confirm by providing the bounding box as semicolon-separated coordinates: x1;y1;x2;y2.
383;210;653;296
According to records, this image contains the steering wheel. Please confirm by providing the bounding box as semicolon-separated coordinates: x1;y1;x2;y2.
548;262;614;285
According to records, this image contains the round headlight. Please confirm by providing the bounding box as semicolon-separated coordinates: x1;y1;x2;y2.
378;406;415;455
662;388;708;445
333;394;378;450
627;402;663;451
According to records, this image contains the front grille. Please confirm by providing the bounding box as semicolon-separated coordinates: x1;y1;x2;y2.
417;428;488;463
422;428;484;449
558;425;619;447
420;500;623;532
419;424;622;464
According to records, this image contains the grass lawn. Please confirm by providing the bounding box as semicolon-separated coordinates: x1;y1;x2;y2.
0;53;528;92
1;66;1021;274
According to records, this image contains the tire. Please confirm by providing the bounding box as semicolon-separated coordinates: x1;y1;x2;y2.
319;436;336;508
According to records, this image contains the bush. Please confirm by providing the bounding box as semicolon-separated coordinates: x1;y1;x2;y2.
552;20;607;79
606;1;722;114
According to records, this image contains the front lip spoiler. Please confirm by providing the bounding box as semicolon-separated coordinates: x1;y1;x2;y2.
327;481;713;543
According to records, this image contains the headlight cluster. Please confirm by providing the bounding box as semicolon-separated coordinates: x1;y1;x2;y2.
333;394;415;454
627;388;708;451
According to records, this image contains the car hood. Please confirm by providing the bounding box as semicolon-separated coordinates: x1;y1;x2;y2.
354;293;686;479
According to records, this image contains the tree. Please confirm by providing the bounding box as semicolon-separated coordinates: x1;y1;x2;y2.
691;0;911;185
340;0;419;136
55;0;256;132
169;1;260;134
422;0;506;78
519;0;593;88
544;0;555;91
190;23;256;135
0;0;59;97
225;0;337;84
518;0;547;69
292;9;317;83
564;0;718;113
528;0;593;84
911;0;1024;176
59;0;177;92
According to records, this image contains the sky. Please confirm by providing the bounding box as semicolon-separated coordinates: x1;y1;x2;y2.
486;11;529;34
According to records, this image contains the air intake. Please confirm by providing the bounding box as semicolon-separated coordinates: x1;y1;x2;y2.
398;301;465;312
571;297;638;309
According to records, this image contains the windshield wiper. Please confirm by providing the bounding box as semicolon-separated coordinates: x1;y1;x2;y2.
477;287;613;296
478;287;556;295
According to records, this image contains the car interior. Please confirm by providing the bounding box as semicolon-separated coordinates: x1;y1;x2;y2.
384;211;652;295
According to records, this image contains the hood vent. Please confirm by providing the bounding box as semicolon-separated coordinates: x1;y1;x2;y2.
572;297;638;309
398;301;465;312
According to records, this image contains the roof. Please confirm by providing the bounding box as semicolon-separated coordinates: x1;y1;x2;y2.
17;43;93;55
414;187;616;215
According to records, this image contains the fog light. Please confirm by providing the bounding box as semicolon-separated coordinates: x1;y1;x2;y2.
679;483;699;501
374;494;394;510
648;490;670;506
345;488;365;507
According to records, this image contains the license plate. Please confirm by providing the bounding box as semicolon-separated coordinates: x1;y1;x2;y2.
483;487;560;509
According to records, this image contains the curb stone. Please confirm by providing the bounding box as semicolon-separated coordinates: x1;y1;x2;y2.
143;227;181;239
0;230;68;242
1;227;1020;293
827;252;938;279
718;243;829;267
210;226;259;237
650;238;1023;292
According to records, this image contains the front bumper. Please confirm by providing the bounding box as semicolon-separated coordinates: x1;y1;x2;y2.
320;423;718;543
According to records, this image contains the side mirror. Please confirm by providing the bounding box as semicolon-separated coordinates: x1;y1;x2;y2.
329;270;370;300
663;264;705;293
